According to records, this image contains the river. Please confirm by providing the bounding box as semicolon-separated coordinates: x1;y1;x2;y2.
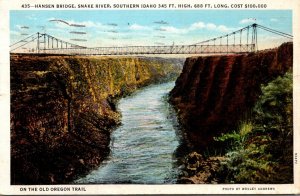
75;81;181;184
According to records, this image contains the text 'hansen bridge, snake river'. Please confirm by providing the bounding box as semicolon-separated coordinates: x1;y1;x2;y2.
10;23;293;55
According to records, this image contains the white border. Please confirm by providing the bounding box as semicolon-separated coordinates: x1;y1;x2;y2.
0;0;300;194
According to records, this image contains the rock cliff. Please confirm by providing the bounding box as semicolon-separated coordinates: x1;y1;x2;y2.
169;42;293;149
10;55;182;184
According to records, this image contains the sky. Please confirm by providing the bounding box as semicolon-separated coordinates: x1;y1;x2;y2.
10;10;292;50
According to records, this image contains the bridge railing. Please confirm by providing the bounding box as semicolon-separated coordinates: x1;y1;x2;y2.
40;44;255;55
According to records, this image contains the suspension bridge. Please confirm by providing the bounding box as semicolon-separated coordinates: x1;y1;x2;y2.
10;23;293;55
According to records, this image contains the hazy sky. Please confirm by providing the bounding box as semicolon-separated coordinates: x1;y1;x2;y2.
10;10;292;49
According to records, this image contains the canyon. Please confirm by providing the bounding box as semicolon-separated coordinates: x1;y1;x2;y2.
10;42;293;184
169;42;293;149
10;55;183;184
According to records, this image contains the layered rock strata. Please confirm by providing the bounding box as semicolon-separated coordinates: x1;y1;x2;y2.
169;42;293;149
11;55;182;184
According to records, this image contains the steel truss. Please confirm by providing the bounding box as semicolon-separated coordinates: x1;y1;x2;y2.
10;23;292;55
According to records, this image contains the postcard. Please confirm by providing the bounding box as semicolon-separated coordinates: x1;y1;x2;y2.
0;0;299;194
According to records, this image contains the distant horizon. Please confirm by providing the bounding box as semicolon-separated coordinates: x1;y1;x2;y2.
10;10;292;50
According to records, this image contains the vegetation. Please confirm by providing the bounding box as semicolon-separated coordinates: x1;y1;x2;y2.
215;70;293;183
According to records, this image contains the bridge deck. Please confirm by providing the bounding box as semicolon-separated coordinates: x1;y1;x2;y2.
40;44;255;55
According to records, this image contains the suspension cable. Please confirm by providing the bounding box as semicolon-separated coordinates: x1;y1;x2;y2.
9;33;37;47
10;36;40;52
257;24;293;39
258;26;292;39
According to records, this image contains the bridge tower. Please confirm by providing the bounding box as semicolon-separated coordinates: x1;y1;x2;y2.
252;23;258;52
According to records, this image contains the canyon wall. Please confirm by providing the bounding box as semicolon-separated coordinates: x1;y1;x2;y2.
10;55;182;184
169;42;293;149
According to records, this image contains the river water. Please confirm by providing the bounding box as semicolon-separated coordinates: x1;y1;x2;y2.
75;81;181;184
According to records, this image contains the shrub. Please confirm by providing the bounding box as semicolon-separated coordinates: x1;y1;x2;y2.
216;70;293;183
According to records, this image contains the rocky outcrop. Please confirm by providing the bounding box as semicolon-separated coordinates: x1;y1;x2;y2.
10;55;182;184
178;152;225;184
169;42;293;149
